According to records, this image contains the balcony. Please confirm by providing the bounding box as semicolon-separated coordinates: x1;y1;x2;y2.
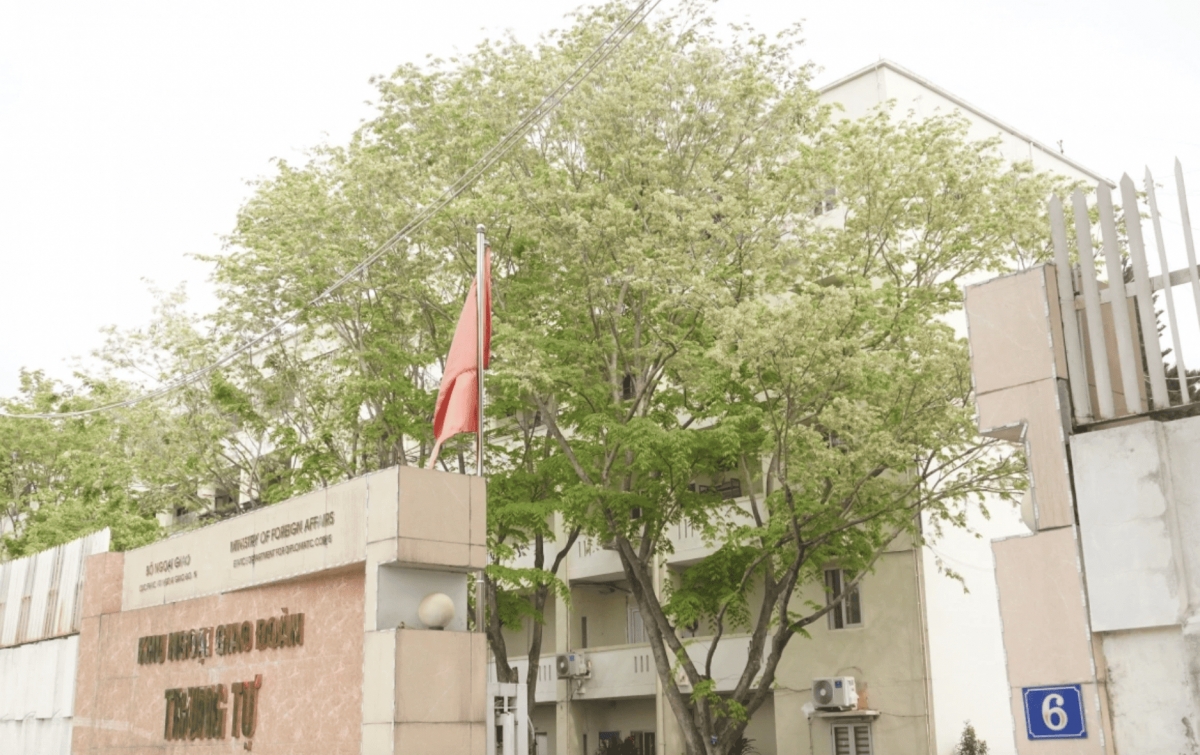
574;642;658;699
503;543;539;571
569;536;625;582
499;495;762;579
672;633;764;693
487;634;764;703
666;498;758;568
487;655;558;704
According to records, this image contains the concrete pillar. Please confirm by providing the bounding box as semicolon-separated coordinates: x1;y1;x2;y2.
555;513;583;755
361;466;489;755
653;555;688;755
656;684;687;755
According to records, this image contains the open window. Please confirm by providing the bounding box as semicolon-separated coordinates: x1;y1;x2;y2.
825;568;862;630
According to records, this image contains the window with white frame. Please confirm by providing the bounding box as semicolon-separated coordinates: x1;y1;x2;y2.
832;722;872;755
825;568;862;630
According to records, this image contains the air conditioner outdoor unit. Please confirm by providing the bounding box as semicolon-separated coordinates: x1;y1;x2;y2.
812;676;857;711
555;652;589;679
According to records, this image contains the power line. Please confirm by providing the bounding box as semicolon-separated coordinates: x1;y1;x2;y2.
1;0;663;421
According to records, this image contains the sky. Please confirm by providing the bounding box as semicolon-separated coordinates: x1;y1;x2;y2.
1;0;1199;398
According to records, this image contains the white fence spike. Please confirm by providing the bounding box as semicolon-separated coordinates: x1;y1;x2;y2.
1049;195;1093;422
1145;168;1190;403
1072;189;1116;419
1058;161;1200;422
1097;182;1144;414
1177;160;1200;402
1121;174;1170;409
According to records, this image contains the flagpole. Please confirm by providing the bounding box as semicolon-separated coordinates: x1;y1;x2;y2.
475;224;486;478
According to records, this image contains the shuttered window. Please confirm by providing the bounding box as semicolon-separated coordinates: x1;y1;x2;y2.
832;723;872;755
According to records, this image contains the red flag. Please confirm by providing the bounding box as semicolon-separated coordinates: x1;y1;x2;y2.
428;249;492;468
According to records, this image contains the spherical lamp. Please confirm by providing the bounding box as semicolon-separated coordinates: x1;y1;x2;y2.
417;592;456;630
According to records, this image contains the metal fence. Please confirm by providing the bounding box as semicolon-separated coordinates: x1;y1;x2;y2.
1049;160;1200;425
0;529;110;647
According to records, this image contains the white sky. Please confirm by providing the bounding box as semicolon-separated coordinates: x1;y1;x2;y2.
2;0;1198;397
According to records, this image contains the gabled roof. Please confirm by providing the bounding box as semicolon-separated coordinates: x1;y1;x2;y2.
818;59;1113;187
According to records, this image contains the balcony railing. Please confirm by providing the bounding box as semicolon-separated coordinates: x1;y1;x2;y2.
486;656;558;704
498;496;764;577
666;498;758;567
486;634;764;703
570;536;625;582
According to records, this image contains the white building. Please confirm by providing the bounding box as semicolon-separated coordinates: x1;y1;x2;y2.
819;60;1103;184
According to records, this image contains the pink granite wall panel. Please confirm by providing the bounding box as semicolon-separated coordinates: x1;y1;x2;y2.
71;566;364;755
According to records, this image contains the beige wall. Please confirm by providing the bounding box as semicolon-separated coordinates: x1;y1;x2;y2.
532;704;557;748
571;585;633;649
965;265;1074;531
774;549;930;755
500;595;558;663
741;696;776;755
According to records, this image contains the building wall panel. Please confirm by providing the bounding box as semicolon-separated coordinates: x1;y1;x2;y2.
1072;421;1186;631
0;530;109;648
0;635;78;755
1101;627;1198;753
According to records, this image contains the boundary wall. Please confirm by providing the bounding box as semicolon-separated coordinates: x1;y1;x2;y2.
0;529;111;754
71;465;487;755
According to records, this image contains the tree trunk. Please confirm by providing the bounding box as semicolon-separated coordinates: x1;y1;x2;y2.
525;583;550;755
485;574;518;684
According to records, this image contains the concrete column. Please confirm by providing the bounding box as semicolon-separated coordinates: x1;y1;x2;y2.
555;513;583;755
653;554;687;755
656;681;686;755
361;466;489;755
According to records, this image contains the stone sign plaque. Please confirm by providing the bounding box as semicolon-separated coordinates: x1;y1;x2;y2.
123;479;368;611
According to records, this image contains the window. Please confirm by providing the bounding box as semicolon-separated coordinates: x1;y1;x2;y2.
687;477;742;500
581;616;589;649
627;602;647;644
825;568;862;629
813;187;837;216
630;731;656;755
832;723;872;755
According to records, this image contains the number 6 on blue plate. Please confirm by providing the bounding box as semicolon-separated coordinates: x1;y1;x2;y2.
1023;684;1087;740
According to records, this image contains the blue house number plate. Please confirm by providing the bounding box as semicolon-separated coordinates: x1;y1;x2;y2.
1022;685;1087;739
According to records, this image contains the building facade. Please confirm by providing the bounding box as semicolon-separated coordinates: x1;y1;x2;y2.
488;61;1112;755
